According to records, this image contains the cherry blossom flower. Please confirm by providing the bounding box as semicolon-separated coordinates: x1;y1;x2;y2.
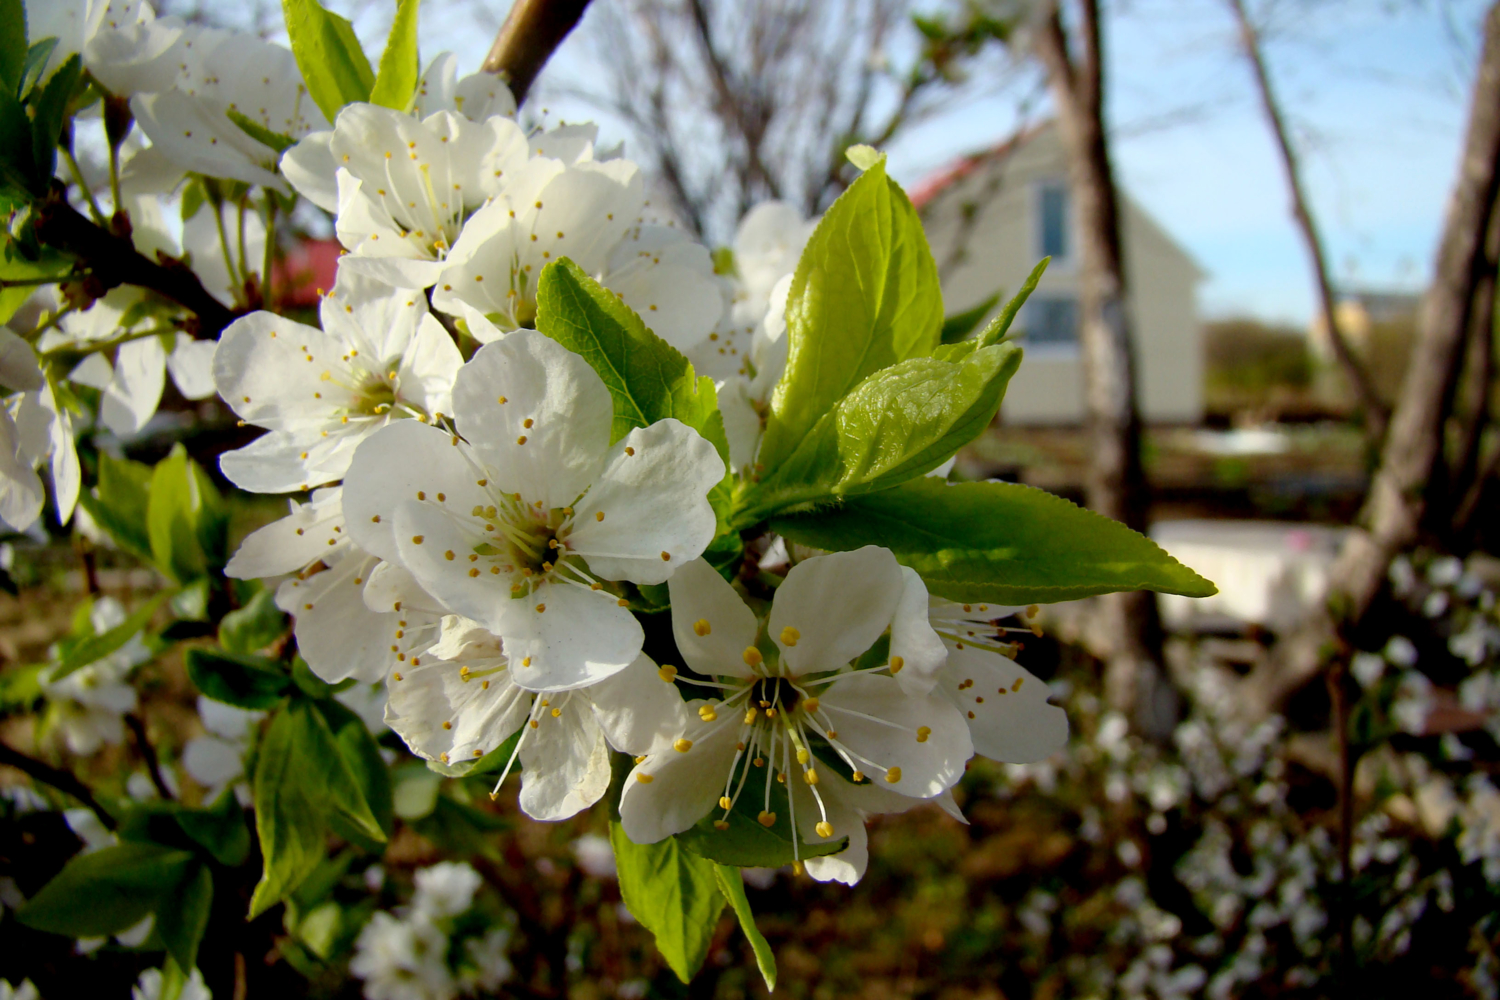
33;0;185;98
213;271;461;493
342;328;724;691
40;597;151;756
617;549;968;876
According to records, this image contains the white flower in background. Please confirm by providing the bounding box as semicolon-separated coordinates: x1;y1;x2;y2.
32;0;185;97
412;52;517;122
918;598;1070;764
40;597;151;756
457;926;514;994
431;155;722;352
730;201;818;317
181;695;263;796
132;25;328;190
384;618;684;820
411;861;483;920
132;966;211;1000
214;271;461;493
0;980;39;1000
350;910;455;1000
282;103;530;288
618;549;968;881
343;329;723;691
0;406;47;532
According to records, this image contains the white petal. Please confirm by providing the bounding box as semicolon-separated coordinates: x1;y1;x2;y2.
528;123;598;164
131;91;285;191
385;652;529;764
617;706;740;843
587;652;691;755
0;330;43;391
361;559;449;618
180;201;265;305
319;271;427;362
276;551;395;683
940;646;1068;764
182;736;244;787
887;567;946;695
99;336;166;436
604;227;721;352
564;419;723;585
716;376;762;472
388;499;513;627
224;489;345;579
451;330;612;509
212;311;333;427
402;315;462;418
338;253;450;291
413;52;458;118
0;409;44;532
770;547;904;676
280;130;338;212
493;579;645;692
666;558;759;679
452;71;516;121
792;774;868;885
341;421;489;564
166;338;218;400
41;383;80;524
518;699;611;821
68;353;114;391
818;673;972;798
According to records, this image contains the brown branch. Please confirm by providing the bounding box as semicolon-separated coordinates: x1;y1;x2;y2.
125;712;174;801
481;0;593;106
34;190;236;339
1225;0;1389;441
0;741;117;830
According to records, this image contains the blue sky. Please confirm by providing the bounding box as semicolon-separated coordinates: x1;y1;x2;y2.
406;0;1488;326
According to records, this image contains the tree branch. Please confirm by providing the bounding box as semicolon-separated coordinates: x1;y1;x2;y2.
481;0;593;106
34;190;236;339
125;712;174;801
0;741;117;830
1226;0;1389;441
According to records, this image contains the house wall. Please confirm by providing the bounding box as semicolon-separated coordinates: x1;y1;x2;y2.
918;125;1204;425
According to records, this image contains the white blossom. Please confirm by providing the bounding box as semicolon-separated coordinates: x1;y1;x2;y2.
411;861;483;920
350;911;456;1000
40;596;151;756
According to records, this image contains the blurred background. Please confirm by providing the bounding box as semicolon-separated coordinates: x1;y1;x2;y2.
4;0;1500;997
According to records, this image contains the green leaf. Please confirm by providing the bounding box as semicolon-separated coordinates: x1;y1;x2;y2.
187;648;291;709
155;862;213;973
735;341;1022;525
18;38;57;100
772;477;1219;603
369;0;420;111
147;443;228;583
0;85;33;193
940;292;1001;344
79;452;154;560
30;53;80;187
50;591;168;681
225;108;296;154
250;702;332;918
218;588;288;654
610;821;725;984
282;0;375;122
0;251;67;325
175;790;251;867
0;0;27;96
674;802;847;868
714;865;776;992
759;157;943;473
845;143;881;171
975;257;1047;349
315;698;394;844
17;842;195;937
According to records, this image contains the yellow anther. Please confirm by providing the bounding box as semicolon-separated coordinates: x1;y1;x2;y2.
660;551;671;561
852;770;865;783
718;796;732;810
753;757;765;767
517;435;527;445
412;535;424;544
442;721;452;730
497;395;507;404
625;446;635;456
698;704;718;720
551;708;562;717
742;647;763;668
393;672;403;682
802;696;819;713
885;767;902;783
890;655;905;674
445;550;455;560
617;598;629;607
815;821;834;839
744;707;758;724
916;726;931;743
1013;677;1024;691
522;657;532;666
473;749;483;757
535;603;546;613
440;753;449;763
780;626;800;646
693;618;711;636
658;664;678;683
714;820;730;831
634;755;647;764
673;738;693;753
803;768;819;785
791;860;804;876
757;811;776;827
636;773;654;784
796;748;810;765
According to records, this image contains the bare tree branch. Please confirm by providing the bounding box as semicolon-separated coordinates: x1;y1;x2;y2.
0;741;117;830
481;0;593;106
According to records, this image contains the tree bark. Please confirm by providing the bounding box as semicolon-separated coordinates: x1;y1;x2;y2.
1033;1;1173;737
481;0;593;105
1241;1;1500;719
1225;0;1388;441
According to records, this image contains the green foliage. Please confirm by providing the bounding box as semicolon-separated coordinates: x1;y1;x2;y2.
0;0;27;98
155;862;213;972
79;452;154;560
17;841;196;937
759;155;943;472
939;292;1001;344
674;798;848;868
281;0;375;122
28;53;80;190
714;864;776;991
735;341;1022;525
186;647;291;709
51;591;169;681
369;0;421;111
225;109;296;154
0;252;68;324
610;821;725;984
774;477;1218;603
218;588;288;655
17;38;57;100
316;697;395;846
147;444;228;584
175;790;252;867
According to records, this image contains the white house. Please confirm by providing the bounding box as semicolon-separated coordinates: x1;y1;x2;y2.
912;123;1205;425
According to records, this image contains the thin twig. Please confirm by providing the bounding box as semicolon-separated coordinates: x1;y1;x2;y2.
0;741;117;830
1327;659;1356;993
125;712;174;801
481;0;593;106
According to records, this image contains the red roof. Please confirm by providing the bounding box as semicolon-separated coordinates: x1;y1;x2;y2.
272;238;342;308
906;125;1042;211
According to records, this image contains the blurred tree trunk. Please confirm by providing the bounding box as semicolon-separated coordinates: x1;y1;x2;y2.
1243;1;1500;719
1033;1;1174;738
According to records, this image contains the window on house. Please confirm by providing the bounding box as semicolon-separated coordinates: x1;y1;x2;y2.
1025;296;1078;350
1038;182;1069;260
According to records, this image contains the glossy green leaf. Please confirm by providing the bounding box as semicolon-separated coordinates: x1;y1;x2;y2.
218;588;288;655
0;0;27;96
369;0;420;111
282;0;375;122
187;647;290;709
735;341;1022;525
29;53;80;187
80;452;153;560
940;293;1001;344
175;790;251;867
773;477;1219;603
975;257;1047;349
225;108;295;153
18;38;57;100
250;702;332;918
17;842;195;937
759;156;943;472
316;698;394;844
674;801;848;868
156;862;213;973
610;821;725;984
714;865;776;991
147;444;228;583
50;591;168;681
